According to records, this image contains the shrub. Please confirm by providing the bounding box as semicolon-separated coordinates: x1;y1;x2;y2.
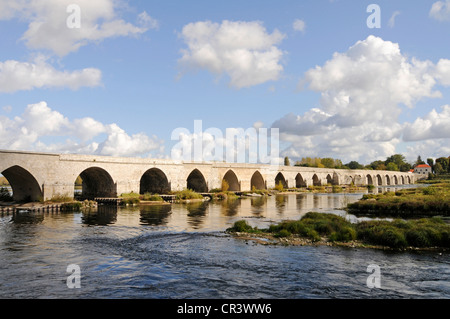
141;193;164;202
330;226;357;242
305;229;321;242
227;220;254;233
222;180;230;192
175;189;204;200
275;181;284;192
49;194;73;203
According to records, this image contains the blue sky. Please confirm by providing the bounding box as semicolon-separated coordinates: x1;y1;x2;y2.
1;0;450;164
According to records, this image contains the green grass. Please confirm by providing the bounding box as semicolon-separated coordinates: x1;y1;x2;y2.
174;189;204;200
347;182;450;217
141;193;164;202
227;212;450;249
120;192;140;205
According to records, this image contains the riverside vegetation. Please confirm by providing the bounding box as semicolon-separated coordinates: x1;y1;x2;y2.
227;180;450;250
227;212;450;250
347;180;450;218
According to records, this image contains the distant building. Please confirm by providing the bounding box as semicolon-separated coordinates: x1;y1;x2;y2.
414;164;432;176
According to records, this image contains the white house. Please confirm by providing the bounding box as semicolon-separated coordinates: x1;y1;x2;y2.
414;164;432;176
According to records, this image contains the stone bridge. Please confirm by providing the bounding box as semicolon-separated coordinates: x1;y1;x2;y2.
0;150;417;201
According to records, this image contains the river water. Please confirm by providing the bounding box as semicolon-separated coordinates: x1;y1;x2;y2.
0;188;448;299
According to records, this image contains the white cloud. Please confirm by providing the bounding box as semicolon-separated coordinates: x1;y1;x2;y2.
0;101;164;158
178;20;286;88
430;0;450;21
0;0;157;57
293;19;306;33
273;36;450;163
435;59;450;85
0;56;102;93
403;105;450;142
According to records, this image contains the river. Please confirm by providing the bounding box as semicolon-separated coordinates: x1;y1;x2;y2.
0;188;448;299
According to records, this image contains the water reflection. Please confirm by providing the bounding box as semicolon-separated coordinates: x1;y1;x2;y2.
10;211;45;225
219;198;240;217
275;195;287;215
140;205;172;226
250;196;266;216
82;206;118;226
186;201;208;229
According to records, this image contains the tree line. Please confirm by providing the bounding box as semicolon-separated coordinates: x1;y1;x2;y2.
283;154;450;174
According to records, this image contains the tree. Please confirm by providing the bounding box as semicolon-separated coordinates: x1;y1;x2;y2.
434;162;444;175
386;154;410;172
284;156;290;166
369;160;385;170
386;162;399;171
427;158;434;169
435;157;449;173
346;161;364;170
415;155;425;167
321;158;335;168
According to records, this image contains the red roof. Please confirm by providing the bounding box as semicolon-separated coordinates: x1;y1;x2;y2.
415;164;431;168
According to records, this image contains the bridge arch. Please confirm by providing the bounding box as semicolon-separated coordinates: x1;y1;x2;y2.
401;176;405;185
367;174;374;186
325;173;339;185
385;175;391;186
140;168;170;194
275;172;288;189
223;170;240;191
1;165;42;202
295;173;307;188
326;174;333;185
251;171;266;190
187;169;208;193
393;176;398;185
376;174;383;186
77;167;116;200
312;174;321;186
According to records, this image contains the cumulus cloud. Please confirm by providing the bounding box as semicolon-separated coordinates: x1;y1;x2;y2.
0;101;164;157
403;105;450;142
430;0;450;21
274;36;450;163
0;0;157;56
0;56;101;93
178;20;286;88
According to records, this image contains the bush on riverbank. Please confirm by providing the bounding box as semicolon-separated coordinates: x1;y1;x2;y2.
227;213;450;249
141;193;164;202
347;182;450;217
174;189;204;200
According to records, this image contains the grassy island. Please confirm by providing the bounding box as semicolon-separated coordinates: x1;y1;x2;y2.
227;212;450;250
347;181;450;218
